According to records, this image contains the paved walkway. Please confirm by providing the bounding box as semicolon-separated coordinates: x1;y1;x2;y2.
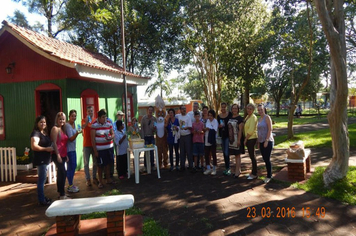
1;122;356;235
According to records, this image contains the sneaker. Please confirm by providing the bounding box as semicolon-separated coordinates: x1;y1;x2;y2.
39;198;52;206
175;166;179;171
169;166;174;172
247;174;257;180
223;169;231;176
86;180;92;186
191;167;197;173
264;177;272;183
44;197;52;202
204;169;212;175
67;185;79;193
119;175;124;179
59;195;71;200
93;178;99;185
211;170;217;176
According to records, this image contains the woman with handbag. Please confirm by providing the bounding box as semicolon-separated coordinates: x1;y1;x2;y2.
227;104;245;178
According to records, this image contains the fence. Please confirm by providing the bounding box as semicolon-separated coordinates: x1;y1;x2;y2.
0;147;17;182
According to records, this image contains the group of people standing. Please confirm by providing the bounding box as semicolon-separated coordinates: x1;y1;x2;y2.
31;110;82;206
30;102;274;206
31;107;124;206
140;102;274;183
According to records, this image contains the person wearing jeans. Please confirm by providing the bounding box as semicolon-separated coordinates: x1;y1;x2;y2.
217;102;232;176
65;109;81;193
165;108;180;171
177;105;193;171
82;106;98;186
244;104;258;180
257;104;274;183
37;164;49;203
30;115;54;206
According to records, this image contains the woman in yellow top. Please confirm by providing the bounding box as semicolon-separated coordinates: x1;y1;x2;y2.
244;104;258;179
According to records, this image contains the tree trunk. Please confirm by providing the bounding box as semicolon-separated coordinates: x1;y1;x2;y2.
287;104;295;139
275;97;281;117
243;86;250;117
315;1;349;186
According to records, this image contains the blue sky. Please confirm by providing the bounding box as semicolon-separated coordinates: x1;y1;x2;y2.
0;0;46;25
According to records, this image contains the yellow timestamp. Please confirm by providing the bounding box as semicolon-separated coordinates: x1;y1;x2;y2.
246;206;326;218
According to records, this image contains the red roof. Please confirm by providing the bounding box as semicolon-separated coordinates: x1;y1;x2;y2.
1;20;145;79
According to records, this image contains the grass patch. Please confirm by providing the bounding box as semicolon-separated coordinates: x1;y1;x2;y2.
142;217;169;236
271;112;356;129
292;166;356;205
272;116;328;129
274;123;356;148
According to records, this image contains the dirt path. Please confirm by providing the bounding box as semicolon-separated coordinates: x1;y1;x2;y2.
273;116;356;136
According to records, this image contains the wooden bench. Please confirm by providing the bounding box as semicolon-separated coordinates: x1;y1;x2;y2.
285;149;311;181
45;195;134;236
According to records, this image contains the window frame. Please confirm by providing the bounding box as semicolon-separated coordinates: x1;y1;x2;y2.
81;89;99;119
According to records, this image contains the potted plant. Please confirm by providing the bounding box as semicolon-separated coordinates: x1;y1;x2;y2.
16;147;33;170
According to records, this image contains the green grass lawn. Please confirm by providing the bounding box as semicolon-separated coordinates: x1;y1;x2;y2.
274;123;356;148
272;116;328;129
271;111;356;129
293;166;356;205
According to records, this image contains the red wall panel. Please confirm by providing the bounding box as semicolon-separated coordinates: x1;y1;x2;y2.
0;32;80;84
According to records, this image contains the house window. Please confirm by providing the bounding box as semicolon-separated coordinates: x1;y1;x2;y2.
81;89;99;118
0;95;4;140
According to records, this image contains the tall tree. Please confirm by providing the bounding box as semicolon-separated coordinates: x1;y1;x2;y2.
7;10;31;28
175;69;206;101
314;0;349;186
145;61;172;98
65;0;185;76
182;0;271;112
264;65;289;117
219;0;273;112
271;1;328;138
12;0;68;37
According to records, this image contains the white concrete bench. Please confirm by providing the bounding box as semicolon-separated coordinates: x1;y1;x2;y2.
45;194;134;236
285;149;311;181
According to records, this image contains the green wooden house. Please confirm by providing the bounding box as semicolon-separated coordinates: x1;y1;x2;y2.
0;20;149;168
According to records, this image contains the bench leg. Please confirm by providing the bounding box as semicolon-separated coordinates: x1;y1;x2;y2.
56;215;80;236
287;162;307;181
107;210;125;236
306;155;311;172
